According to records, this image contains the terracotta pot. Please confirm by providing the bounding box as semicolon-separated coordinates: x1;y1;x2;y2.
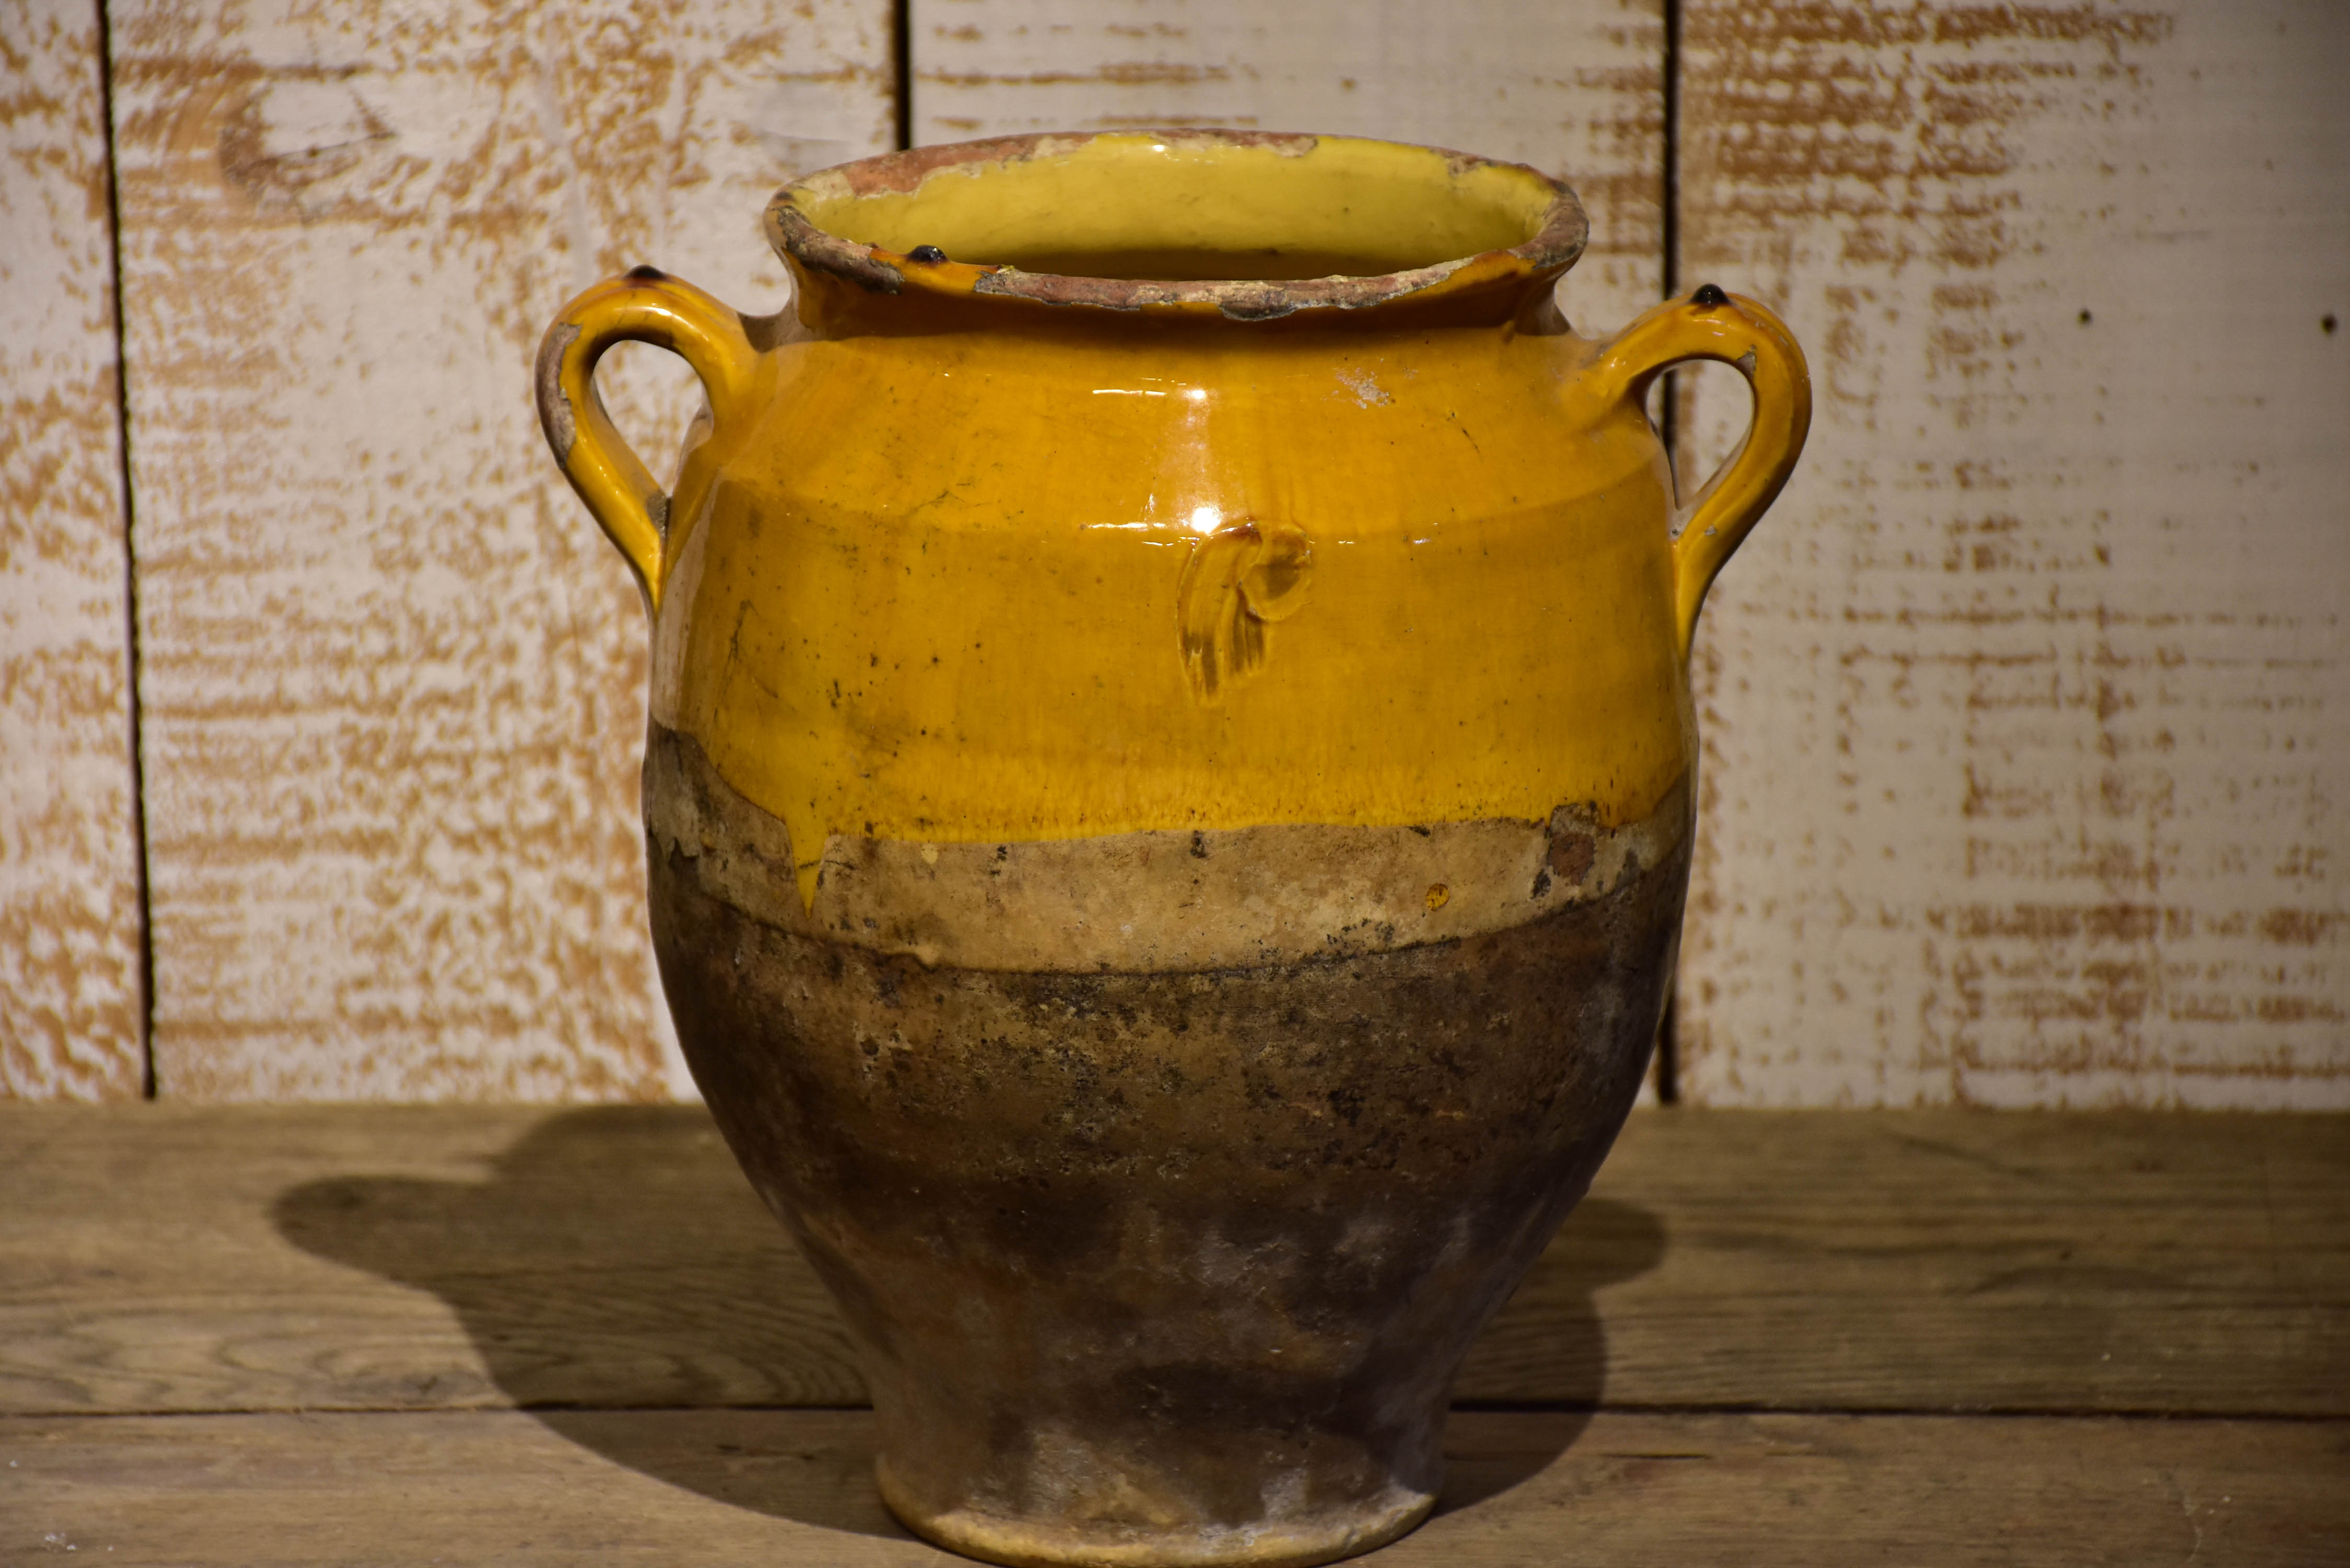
536;131;1807;1567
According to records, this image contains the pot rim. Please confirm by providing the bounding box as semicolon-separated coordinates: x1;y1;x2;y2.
764;130;1588;321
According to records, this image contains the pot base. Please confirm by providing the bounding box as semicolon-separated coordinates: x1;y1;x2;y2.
879;1458;1436;1568
644;727;1688;1566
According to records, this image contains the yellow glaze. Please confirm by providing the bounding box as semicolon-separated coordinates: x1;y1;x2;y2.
536;133;1809;906
792;132;1558;282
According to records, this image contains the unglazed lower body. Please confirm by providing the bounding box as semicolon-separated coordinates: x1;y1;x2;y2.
644;727;1688;1567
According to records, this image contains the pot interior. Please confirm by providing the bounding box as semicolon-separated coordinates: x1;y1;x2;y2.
785;132;1567;282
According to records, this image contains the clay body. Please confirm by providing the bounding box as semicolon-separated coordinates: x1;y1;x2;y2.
537;131;1808;1567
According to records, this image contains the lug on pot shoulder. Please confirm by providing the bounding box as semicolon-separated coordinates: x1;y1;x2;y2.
535;129;1810;1568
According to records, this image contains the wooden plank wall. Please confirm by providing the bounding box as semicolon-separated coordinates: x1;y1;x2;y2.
0;0;145;1100
1674;0;2350;1106
1;0;2342;1105
908;0;1669;1109
911;0;1667;334
107;0;893;1099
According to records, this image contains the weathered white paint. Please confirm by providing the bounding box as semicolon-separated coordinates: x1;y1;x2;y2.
29;0;2334;1107
911;0;1668;340
0;0;145;1100
110;0;894;1099
1676;0;2350;1106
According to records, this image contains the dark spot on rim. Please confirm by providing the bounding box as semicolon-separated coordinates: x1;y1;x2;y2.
2079;308;2093;324
908;245;949;263
2326;314;2339;335
626;263;668;282
1690;282;1729;308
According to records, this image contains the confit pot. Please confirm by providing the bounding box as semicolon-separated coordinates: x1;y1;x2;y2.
535;130;1807;1567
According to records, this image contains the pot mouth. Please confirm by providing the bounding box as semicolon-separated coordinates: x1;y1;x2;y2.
766;131;1587;320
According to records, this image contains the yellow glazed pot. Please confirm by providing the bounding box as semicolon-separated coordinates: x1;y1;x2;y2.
536;131;1806;1567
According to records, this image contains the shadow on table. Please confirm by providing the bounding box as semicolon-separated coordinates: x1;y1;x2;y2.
1433;1189;1667;1518
273;1105;1664;1541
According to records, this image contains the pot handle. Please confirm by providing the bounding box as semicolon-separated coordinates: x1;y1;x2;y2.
1584;285;1812;658
534;267;762;613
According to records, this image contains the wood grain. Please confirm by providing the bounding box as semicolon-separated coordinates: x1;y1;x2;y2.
0;1103;867;1414
6;1406;2342;1566
1460;1105;2350;1415
1674;1;2350;1106
27;1;2342;1109
5;1105;2340;1419
910;0;1668;361
105;0;895;1099
0;0;145;1100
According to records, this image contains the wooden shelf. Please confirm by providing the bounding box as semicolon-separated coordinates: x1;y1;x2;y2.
4;1105;2344;1563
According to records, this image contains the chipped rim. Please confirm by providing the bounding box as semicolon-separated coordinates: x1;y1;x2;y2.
764;130;1588;321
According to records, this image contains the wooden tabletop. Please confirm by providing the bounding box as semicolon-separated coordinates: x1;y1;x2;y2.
3;1104;2343;1564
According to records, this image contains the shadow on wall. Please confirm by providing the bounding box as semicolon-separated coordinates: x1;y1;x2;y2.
272;1105;1665;1539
